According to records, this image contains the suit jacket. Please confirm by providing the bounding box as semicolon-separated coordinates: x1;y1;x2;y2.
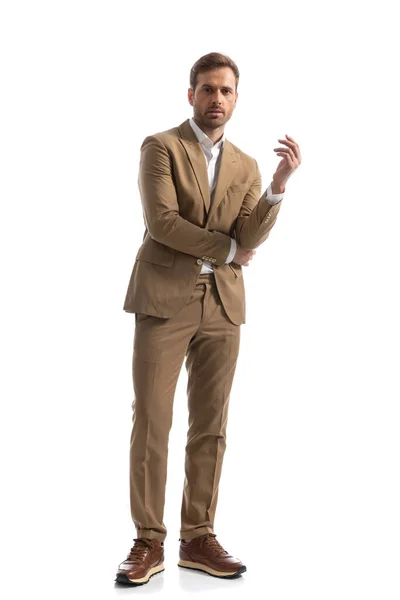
122;118;283;325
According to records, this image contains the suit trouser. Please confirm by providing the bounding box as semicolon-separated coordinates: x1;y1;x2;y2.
129;272;241;542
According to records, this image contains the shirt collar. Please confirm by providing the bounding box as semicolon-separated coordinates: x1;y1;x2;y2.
189;117;225;150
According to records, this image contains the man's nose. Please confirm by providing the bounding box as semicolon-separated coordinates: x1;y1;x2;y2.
211;90;223;104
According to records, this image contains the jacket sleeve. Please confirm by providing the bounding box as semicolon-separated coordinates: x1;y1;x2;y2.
235;159;283;250
138;135;232;266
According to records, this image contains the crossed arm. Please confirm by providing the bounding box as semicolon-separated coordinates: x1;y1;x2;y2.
138;136;283;264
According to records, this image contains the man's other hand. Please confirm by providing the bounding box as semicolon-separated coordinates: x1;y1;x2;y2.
232;244;256;266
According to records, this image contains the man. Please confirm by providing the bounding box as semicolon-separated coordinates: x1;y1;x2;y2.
116;52;301;586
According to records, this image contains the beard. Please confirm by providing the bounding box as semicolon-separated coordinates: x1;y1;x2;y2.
196;109;229;129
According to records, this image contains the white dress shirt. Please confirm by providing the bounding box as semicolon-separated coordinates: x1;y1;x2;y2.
189;117;284;274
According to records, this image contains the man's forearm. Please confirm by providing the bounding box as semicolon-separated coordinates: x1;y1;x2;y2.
235;162;284;250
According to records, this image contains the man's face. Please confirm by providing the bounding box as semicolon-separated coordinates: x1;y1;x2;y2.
188;67;238;130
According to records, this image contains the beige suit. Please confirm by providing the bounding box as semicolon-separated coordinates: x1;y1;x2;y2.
123;118;282;326
123;118;283;542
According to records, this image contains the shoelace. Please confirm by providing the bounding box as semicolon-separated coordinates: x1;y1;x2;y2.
198;533;228;556
127;538;154;563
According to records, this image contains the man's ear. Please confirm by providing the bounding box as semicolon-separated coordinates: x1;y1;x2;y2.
188;88;193;106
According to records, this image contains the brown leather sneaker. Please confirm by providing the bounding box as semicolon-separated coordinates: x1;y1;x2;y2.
178;533;246;578
115;537;165;586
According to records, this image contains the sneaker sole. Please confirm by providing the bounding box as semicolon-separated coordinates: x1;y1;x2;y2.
178;559;246;579
115;563;165;586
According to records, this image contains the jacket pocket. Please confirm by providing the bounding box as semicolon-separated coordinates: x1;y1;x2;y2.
229;183;250;193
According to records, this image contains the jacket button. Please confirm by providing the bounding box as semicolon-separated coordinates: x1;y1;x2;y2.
197;259;203;265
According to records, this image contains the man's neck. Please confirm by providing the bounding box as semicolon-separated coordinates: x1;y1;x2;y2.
192;116;225;144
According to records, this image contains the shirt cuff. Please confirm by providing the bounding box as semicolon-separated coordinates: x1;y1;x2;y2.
265;182;284;205
225;237;237;264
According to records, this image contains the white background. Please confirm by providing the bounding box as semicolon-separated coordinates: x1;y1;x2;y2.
1;1;399;598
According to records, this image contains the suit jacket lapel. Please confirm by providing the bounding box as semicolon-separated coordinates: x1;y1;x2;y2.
178;119;211;213
207;141;239;224
177;119;239;220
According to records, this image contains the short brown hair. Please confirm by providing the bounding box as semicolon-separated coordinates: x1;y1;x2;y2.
190;52;240;92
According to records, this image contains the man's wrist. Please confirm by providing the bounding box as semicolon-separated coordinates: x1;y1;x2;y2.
225;237;237;264
271;180;286;194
